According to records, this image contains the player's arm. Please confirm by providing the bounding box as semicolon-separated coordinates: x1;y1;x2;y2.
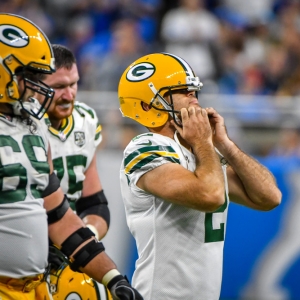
225;148;281;210
137;107;225;212
44;147;143;299
45;147;107;264
205;107;282;210
137;162;224;212
75;153;110;240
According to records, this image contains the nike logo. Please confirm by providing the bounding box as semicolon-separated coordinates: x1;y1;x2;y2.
138;140;152;146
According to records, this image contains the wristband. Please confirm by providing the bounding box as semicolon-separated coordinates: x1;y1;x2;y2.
102;269;121;286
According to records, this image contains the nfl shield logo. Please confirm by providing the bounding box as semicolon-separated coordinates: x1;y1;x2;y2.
74;131;85;147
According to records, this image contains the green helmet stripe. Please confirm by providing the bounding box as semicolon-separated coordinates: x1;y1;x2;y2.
162;52;195;77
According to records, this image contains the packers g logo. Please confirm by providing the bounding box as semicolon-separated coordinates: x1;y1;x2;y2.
0;25;28;47
126;62;155;82
65;292;81;300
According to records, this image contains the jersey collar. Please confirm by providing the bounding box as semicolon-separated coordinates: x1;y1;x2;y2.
48;115;74;141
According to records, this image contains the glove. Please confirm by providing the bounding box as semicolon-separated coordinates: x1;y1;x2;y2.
48;244;68;269
108;275;144;300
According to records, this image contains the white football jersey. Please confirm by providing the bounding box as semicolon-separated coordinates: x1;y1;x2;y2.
0;114;49;277
46;102;102;209
120;132;229;300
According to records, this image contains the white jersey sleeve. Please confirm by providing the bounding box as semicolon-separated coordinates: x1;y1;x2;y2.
47;102;102;205
123;133;181;187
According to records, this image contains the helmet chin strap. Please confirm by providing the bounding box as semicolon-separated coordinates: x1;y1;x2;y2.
148;82;182;126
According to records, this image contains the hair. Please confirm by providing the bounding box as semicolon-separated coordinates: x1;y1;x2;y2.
38;44;76;80
52;44;76;70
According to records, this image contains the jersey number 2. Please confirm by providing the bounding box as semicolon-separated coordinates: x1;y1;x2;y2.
204;194;228;243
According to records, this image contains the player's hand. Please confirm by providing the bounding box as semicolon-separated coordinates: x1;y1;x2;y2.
108;275;144;300
205;107;232;151
172;106;213;149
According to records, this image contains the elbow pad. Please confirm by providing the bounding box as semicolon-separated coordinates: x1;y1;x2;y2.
42;173;60;197
75;190;110;228
60;227;105;272
47;195;69;224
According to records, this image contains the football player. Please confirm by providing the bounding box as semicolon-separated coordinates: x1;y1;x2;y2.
0;13;143;300
118;52;282;299
37;44;113;299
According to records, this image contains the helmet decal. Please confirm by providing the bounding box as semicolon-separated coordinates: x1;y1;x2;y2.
65;292;82;300
126;62;155;82
0;24;29;47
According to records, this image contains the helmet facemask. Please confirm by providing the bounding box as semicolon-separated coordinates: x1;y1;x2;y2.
148;75;203;127
8;64;55;120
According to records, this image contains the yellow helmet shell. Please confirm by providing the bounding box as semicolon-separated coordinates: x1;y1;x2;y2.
118;52;202;128
0;13;55;104
50;264;112;300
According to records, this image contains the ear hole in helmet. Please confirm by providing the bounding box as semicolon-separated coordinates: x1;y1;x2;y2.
141;101;151;111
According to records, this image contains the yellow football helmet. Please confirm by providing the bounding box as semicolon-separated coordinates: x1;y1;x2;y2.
50;263;113;300
0;13;55;119
118;52;203;128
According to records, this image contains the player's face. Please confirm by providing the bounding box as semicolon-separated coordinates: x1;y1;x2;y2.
166;88;199;110
40;63;79;126
17;72;39;102
164;88;200;124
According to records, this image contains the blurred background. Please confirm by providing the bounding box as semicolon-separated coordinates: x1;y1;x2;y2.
3;0;300;298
